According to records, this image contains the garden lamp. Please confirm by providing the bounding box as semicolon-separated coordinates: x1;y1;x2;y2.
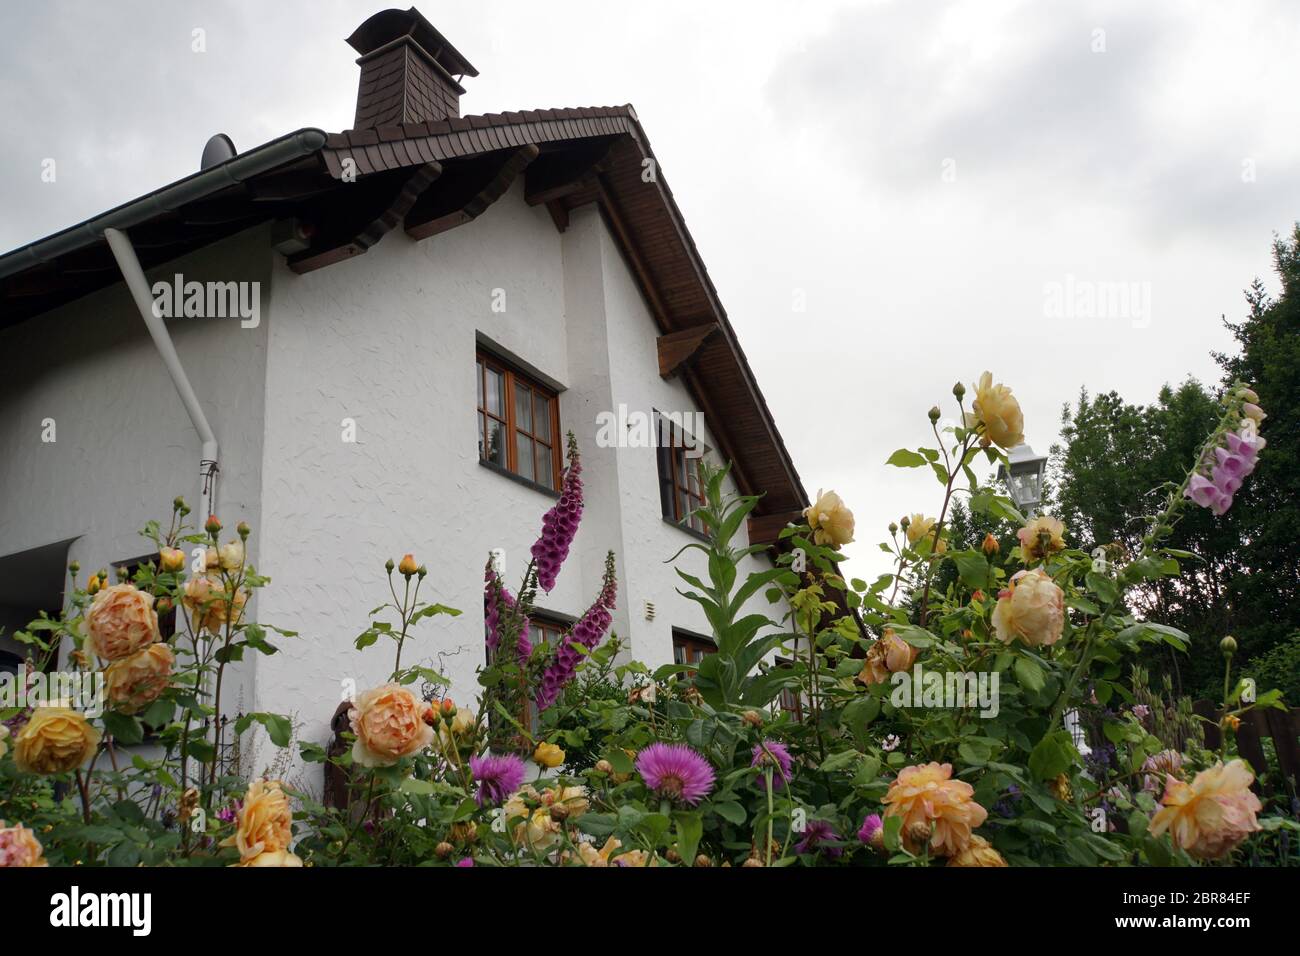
998;443;1049;517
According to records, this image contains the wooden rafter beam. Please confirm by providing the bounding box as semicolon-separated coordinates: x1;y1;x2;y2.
747;510;805;548
288;162;443;274
525;139;615;208
405;146;539;240
657;324;718;378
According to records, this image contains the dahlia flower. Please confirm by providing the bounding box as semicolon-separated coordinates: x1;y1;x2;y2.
1148;759;1262;860
469;753;527;807
531;432;583;593
634;743;715;806
751;740;793;791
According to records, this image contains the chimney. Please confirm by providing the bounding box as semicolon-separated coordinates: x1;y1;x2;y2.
346;7;479;129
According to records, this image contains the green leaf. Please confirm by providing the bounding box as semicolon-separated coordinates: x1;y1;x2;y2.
950;549;991;591
886;448;927;468
103;711;144;745
235;711;293;747
711;801;746;825
1027;731;1078;781
674;812;703;865
1014;655;1045;692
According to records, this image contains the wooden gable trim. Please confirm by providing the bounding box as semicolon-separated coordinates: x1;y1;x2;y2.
657;325;717;379
405;145;538;240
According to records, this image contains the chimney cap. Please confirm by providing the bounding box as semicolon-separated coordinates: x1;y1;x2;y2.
346;7;478;78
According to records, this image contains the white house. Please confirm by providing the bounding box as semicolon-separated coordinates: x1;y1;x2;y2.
0;8;815;772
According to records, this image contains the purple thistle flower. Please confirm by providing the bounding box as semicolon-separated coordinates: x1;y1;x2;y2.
469;753;527;807
535;551;617;713
795;819;843;859
857;813;883;845
531;433;583;593
751;740;793;791
634;743;715;806
455;857;475;867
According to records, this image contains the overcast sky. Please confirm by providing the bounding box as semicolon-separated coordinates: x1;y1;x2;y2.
3;0;1297;577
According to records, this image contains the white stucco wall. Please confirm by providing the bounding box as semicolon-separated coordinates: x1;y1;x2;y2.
256;185;790;759
0;229;271;712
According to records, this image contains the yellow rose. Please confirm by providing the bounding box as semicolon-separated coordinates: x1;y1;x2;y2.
237;848;303;867
159;547;186;573
946;834;1007;867
883;762;988;857
905;514;947;555
105;643;176;714
13;707;101;775
221;779;294;864
573;835;622;867
217;540;245;571
534;741;565;768
1148;759;1262;860
349;684;434;767
803;489;855;548
85;583;160;661
1017;515;1066;561
967;371;1024;449
858;630;919;685
0;820;48;867
991;569;1064;647
182;574;248;635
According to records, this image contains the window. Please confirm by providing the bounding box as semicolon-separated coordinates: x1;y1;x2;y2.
672;630;716;668
476;352;560;490
656;414;707;533
775;657;804;722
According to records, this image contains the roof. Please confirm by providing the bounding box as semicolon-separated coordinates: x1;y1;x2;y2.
0;106;811;529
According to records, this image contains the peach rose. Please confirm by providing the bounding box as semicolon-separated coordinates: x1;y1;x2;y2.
966;371;1025;449
905;514;947;554
85;583;159;661
349;684;434;767
573;835;623;867
0;821;47;867
13;707;101;775
803;489;855;548
182;574;248;635
1148;759;1262;860
237;848;303;867
858;630;919;685
217;540;245;571
104;643;175;714
504;784;588;852
883;761;988;857
221;779;294;865
1017;515;1066;561
992;569;1064;647
946;834;1007;867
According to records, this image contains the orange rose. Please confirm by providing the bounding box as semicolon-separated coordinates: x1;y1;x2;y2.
221;779;295;865
858;630;919;685
13;707;100;775
0;821;48;867
105;643;175;714
1148;759;1262;860
86;583;159;661
991;569;1064;647
237;848;303;867
348;684;435;767
883;762;988;857
182;574;247;635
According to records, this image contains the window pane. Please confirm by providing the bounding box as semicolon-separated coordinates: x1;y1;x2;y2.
534;394;551;441
516;433;534;481
486;368;504;416
485;418;506;466
676;488;690;523
478;412;486;459
535;443;554;489
674;645;686;665
476;360;483;409
515;383;532;433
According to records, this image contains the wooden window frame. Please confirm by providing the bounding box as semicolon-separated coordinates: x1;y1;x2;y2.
672;629;716;669
656;414;708;533
476;351;562;490
774;657;804;722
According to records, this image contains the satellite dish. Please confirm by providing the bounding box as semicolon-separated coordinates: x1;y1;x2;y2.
200;133;237;170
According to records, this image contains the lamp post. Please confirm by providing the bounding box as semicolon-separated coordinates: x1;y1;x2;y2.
998;443;1049;518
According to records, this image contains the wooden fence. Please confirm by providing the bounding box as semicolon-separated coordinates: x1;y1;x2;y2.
1194;699;1300;796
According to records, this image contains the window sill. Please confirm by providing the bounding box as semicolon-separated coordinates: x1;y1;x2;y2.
662;516;711;543
479;458;561;499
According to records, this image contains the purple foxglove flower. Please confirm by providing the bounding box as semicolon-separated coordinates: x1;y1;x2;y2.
531;433;583;593
484;561;531;665
1186;474;1222;509
1211;465;1242;497
535;552;617;712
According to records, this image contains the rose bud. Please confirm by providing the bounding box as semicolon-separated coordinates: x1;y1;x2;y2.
440;698;457;718
595;759;613;775
398;554;418;576
928;406;941;424
982;533;999;556
1220;635;1238;657
435;841;453;859
236;521;250;540
159;547;186;573
205;515;222;536
742;710;764;728
694;854;712;868
173;496;187;513
385;558;395;573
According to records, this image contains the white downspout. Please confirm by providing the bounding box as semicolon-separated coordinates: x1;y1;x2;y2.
104;227;220;521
